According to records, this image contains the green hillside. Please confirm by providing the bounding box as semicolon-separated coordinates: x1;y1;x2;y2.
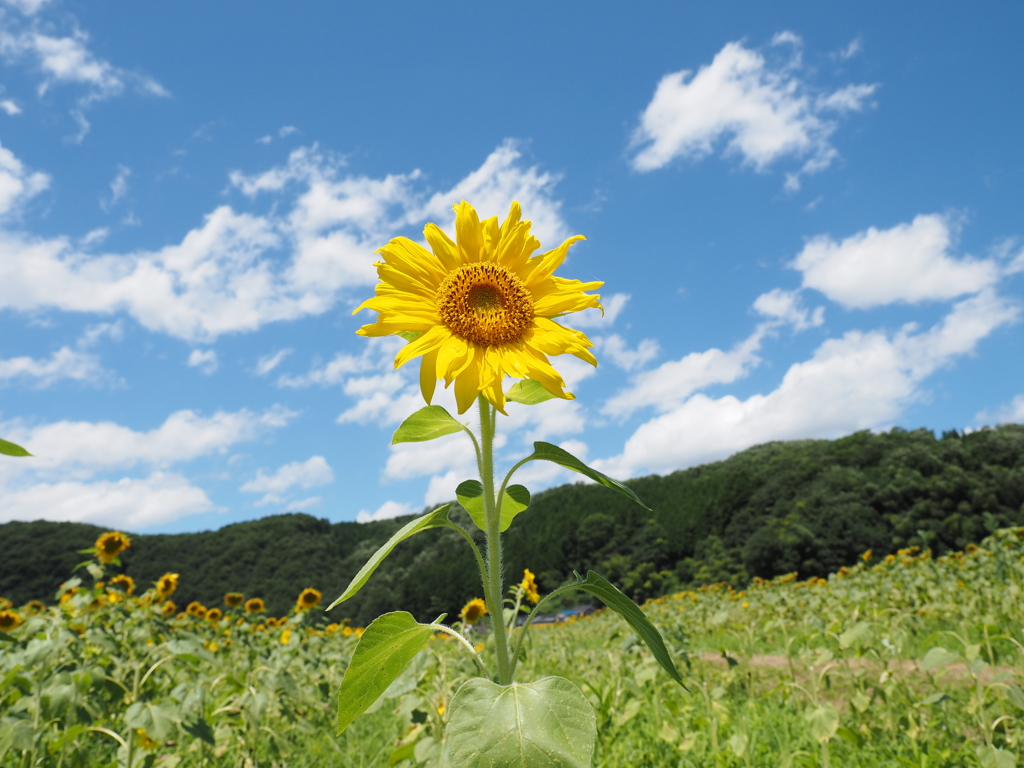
3;424;1024;623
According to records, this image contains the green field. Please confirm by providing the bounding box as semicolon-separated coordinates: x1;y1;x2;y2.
4;527;1024;767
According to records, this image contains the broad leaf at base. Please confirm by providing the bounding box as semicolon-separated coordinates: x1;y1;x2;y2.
447;676;595;768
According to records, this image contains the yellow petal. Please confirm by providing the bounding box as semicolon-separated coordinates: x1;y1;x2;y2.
394;325;449;369
520;235;586;288
454;200;483;263
480;215;500;261
454;359;482;414
424;223;461;272
419;348;439;404
483;380;507;415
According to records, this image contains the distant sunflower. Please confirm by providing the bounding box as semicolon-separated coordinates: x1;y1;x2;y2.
206;608;223;622
186;601;205;617
355;200;602;414
161;600;177;617
520;569;540;604
155;573;179;600
0;610;22;631
325;623;340;633
296;588;321;611
108;574;135;597
460;598;488;624
280;629;292;645
245;597;265;614
0;597;11;610
95;531;131;564
224;592;244;608
26;600;46;614
266;617;279;628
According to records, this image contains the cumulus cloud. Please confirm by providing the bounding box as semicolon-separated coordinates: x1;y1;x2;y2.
0;139;49;216
629;37;876;189
0;98;20;115
356;500;417;524
0;346;106;387
978;395;1024;426
595;334;660;371
240;455;334;506
0;405;295;528
0;140;571;342
187;349;218;374
753;288;824;330
598;289;1019;479
791;214;1000;309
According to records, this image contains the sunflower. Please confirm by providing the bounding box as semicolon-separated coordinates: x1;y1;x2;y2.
161;600;176;617
355;200;602;414
206;608;223;622
224;592;244;608
520;569;540;604
95;531;131;564
186;601;205;617
280;629;292;645
0;597;11;610
0;610;22;631
460;597;488;624
325;623;340;633
155;573;179;600
296;588;321;611
135;729;158;751
266;617;279;628
26;600;45;614
245;597;265;614
108;574;135;597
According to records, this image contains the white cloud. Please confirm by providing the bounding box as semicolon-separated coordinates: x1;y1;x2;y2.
0;140;573;342
599;289;1019;478
278;337;401;388
0;346;105;387
0;472;216;529
1;0;53;15
595;334;660;371
629;38;876;189
102;164;130;209
187;349;218;375
255;348;292;376
80;227;109;246
279;125;297;137
256;135;272;145
356;500;417;524
0;139;49;216
753;287;824;330
572;292;630;329
978;395;1024;426
0;99;20;115
792;214;1000;309
0;405;295;477
604;324;769;418
240;455;334;506
832;38;863;61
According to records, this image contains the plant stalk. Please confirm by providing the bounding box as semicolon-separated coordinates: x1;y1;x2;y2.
477;395;512;685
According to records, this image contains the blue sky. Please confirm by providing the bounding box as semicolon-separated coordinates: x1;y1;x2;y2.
0;1;1021;532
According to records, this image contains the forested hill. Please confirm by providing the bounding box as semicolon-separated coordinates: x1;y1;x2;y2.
3;425;1024;624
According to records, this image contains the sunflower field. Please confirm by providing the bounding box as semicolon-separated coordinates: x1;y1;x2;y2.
5;526;1024;767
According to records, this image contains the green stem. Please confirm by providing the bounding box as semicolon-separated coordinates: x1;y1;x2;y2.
508;583;582;678
477;394;512;685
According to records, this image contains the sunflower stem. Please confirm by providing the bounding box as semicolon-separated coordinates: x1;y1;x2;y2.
477;394;512;685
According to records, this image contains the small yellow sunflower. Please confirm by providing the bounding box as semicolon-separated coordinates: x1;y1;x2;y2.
224;592;244;608
206;608;223;622
325;623;340;633
95;531;131;564
460;597;488;624
186;601;205;617
161;600;176;617
108;574;135;597
26;600;46;614
0;610;23;631
0;597;12;610
266;617;279;628
245;597;265;614
280;629;292;645
341;625;354;637
296;587;321;611
355;200;602;414
520;569;540;604
155;573;179;600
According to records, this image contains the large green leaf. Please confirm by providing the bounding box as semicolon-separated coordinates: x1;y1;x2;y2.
336;612;435;735
392;406;466;445
456;480;531;532
505;379;557;405
0;438;30;457
447;676;596;768
327;503;454;610
568;571;684;687
524;442;649;510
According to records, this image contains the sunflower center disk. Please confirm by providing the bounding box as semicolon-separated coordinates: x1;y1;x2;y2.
436;263;534;346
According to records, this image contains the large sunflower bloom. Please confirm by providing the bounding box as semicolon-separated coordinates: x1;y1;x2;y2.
355;200;602;414
95;531;131;564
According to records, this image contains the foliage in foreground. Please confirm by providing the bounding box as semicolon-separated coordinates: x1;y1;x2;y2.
5;423;1024;623
6;527;1024;766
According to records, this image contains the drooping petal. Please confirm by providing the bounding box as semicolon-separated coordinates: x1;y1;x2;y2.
453;357;482;413
520;235;586;288
394;325;449;369
419;348;439;404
